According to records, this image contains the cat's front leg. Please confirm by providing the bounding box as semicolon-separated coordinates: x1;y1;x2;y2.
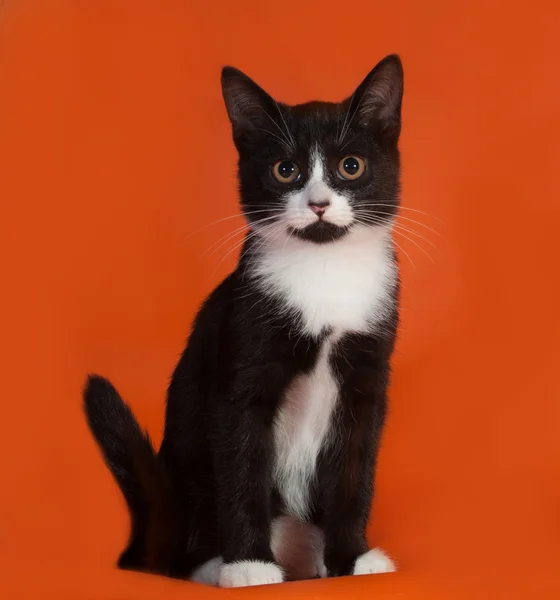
320;339;396;578
319;452;396;581
213;374;284;588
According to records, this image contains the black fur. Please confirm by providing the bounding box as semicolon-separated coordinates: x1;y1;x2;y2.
83;54;403;582
223;55;403;243
83;376;174;572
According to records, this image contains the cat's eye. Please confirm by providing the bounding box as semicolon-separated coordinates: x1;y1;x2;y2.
272;160;300;183
337;156;366;181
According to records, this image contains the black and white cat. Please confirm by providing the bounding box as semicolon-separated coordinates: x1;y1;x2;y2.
84;54;403;588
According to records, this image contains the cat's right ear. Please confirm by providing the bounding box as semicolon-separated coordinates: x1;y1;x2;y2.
221;67;276;138
346;54;404;143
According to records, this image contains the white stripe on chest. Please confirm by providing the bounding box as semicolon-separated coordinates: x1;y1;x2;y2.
272;331;341;519
253;225;396;519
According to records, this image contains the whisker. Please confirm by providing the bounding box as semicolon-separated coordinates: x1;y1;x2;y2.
201;214;281;260
392;228;435;263
260;107;293;151
353;216;431;265
337;92;355;146
391;236;415;270
391;222;438;250
200;224;250;260
281;218;295;252
241;224;286;280
354;212;438;250
339;92;365;147
335;106;342;146
339;134;358;153
257;128;293;151
368;203;446;226
251;220;286;256
373;210;445;239
211;220;281;278
187;209;282;240
274;100;296;151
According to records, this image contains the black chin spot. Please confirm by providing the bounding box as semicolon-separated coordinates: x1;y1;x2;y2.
289;221;350;244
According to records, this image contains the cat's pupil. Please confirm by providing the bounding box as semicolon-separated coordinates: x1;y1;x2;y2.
343;157;360;175
278;161;296;179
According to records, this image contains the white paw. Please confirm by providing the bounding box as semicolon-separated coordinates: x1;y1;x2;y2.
352;548;396;575
189;556;223;586
218;561;284;588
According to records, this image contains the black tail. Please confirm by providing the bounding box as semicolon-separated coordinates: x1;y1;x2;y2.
83;375;174;573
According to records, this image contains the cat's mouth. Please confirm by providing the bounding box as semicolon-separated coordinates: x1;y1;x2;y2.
288;220;351;244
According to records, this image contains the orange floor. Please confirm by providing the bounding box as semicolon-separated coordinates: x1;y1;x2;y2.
2;1;560;598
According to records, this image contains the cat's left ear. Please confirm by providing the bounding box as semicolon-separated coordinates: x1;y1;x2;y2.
347;54;404;142
221;66;278;140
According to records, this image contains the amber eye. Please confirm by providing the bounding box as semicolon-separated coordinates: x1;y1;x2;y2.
337;156;366;181
272;160;300;183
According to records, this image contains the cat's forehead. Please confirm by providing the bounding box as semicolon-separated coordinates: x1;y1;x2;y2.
279;101;370;154
286;101;343;133
279;100;357;147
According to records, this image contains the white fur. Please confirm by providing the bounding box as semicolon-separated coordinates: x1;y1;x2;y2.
283;151;355;229
352;548;396;575
273;331;341;519
218;560;283;588
189;556;223;586
271;515;326;581
252;224;395;337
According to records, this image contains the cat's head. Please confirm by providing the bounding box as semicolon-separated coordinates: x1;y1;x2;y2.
221;55;403;245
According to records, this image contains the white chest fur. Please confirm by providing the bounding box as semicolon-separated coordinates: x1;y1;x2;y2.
252;225;397;519
252;225;396;337
272;331;341;519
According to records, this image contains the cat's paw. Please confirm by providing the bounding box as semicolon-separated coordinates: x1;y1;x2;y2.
218;560;284;588
352;548;396;575
189;556;223;586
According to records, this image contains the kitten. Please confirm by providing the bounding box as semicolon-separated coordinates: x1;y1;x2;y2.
84;54;403;588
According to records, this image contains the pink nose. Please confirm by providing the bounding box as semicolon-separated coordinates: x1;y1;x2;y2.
308;199;330;217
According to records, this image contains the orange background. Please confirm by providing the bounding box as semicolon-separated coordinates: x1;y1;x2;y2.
1;1;560;598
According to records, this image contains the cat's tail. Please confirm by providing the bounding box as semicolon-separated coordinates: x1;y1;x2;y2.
83;375;174;573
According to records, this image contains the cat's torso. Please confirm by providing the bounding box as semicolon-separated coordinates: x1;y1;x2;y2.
248;225;398;521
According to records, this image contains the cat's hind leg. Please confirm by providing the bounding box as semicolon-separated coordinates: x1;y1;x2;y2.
271;516;326;581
